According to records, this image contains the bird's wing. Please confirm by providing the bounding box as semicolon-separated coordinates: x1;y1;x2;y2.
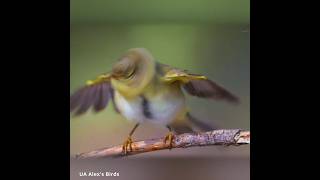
70;73;115;116
159;64;239;103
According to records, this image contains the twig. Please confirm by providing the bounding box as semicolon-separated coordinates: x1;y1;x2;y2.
76;129;250;159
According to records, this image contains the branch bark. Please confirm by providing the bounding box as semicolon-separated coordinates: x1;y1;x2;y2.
76;129;250;159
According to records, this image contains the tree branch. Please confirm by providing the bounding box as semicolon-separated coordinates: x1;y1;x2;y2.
76;129;250;159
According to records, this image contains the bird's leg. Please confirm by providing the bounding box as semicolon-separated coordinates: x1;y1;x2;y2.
163;125;175;149
122;123;139;155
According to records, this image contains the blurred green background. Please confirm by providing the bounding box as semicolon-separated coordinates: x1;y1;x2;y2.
71;1;249;180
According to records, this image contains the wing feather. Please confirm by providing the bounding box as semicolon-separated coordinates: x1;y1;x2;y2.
70;73;113;116
160;64;239;103
183;79;239;103
93;83;111;112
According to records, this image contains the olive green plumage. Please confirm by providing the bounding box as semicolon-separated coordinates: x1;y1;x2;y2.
70;48;239;134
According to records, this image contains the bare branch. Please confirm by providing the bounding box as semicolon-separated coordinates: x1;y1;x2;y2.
76;129;250;159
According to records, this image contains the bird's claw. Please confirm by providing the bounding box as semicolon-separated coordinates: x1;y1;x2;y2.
122;136;133;155
163;132;175;149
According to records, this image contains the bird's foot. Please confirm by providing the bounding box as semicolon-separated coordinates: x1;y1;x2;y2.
122;136;134;155
163;132;175;149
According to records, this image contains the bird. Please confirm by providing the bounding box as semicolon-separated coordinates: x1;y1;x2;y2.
70;48;239;154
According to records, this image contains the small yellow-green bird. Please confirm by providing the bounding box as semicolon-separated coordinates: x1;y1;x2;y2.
70;48;239;154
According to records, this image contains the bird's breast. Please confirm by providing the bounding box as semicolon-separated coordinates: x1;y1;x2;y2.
114;87;186;125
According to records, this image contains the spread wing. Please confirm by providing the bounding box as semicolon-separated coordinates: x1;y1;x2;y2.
70;73;114;116
159;64;239;103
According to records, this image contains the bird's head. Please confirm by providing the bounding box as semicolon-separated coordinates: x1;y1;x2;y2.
111;48;156;98
111;56;136;80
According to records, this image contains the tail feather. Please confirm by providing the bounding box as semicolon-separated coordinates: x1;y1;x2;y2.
186;113;217;131
169;113;218;134
169;123;194;134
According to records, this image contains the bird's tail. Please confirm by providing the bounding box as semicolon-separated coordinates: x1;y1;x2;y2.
170;113;218;134
186;113;217;131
